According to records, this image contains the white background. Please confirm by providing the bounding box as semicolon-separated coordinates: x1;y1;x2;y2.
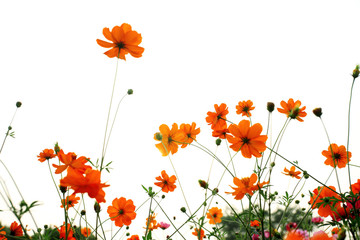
0;0;360;239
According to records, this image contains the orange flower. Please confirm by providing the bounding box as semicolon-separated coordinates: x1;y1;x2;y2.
52;150;91;174
309;186;341;217
211;124;229;139
61;193;80;210
154;123;185;156
192;228;205;240
127;235;140;240
179;122;200;148
206;207;223;224
60;168;109;203
227;173;269;200
351;179;360;195
322;144;351;168
282;166;301;179
58;223;76;240
154;170;177;193
37;149;56;162
0;227;6;240
96;24;144;60
107;197;136;227
236;100;255;117
145;213;160;231
226;120;268;158
206;103;228;130
277;98;307;122
310;231;333;240
9;222;23;236
250;220;260;227
285;230;305;240
81;227;91;237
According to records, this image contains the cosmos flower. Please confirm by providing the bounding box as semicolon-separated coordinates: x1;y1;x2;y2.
107;197;136;227
96;24;144;60
206;207;223;224
236;100;255;117
277;98;307;122
282;166;301;179
322;143;351;168
154;170;177;193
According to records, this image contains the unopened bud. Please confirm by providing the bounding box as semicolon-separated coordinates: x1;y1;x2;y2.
94;202;101;213
59;185;67;193
127;89;133;95
198;180;208;189
16;102;22;108
155;132;162;141
312;108;322;118
295;200;300;204
215;138;221;146
180;207;186;213
54;142;60;154
81;210;86;216
352;65;359;79
212;188;219;195
267;102;275;112
270;162;275;167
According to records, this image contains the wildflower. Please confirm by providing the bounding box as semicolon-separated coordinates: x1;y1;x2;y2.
0;227;6;240
252;234;260;240
52;150;91;174
154;123;185;156
159;222;170;230
227;173;269;200
310;230;333;240
81;227;91;237
212;124;229;139
179;122;200;148
145;213;160;230
282;166;301;179
60;193;80;210
309;186;341;217
9;222;23;236
236;100;255;117
322;144;351;168
154;170;177;193
285;222;297;232
250;220;260;228
107;197;136;227
206;207;223;224
226;120;268;158
192;228;205;240
96;24;144;60
277;98;307;122
311;217;323;224
350;178;360;195
206;103;228;130
37;149;56;162
58;223;76;240
127;235;140;240
60;168;109;203
285;230;305;240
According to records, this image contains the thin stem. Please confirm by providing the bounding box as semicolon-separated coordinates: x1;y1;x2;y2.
347;78;355;191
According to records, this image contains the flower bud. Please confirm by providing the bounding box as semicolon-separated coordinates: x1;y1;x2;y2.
16;102;22;108
267;102;275;112
162;195;165;199
180;207;186;213
44;225;48;229
94;202;101;213
312;108;322;118
270;162;275;167
198;180;208;189
54;142;61;154
126;233;130;236
127;89;133;95
155;132;162;141
295;200;300;204
212;188;219;195
352;65;359;79
215;138;221;146
81;210;86;216
59;185;67;194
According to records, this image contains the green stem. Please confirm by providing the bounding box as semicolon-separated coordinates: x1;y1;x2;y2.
347;77;355;191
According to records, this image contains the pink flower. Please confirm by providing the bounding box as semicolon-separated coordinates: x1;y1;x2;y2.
311;217;324;224
252;234;260;240
159;222;170;230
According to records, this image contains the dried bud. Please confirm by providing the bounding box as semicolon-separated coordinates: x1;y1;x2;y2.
215;138;221;146
312;108;322;118
198;180;208;189
267;102;275;112
180;207;186;213
94;202;101;213
127;89;133;95
16;102;22;108
352;65;359;79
